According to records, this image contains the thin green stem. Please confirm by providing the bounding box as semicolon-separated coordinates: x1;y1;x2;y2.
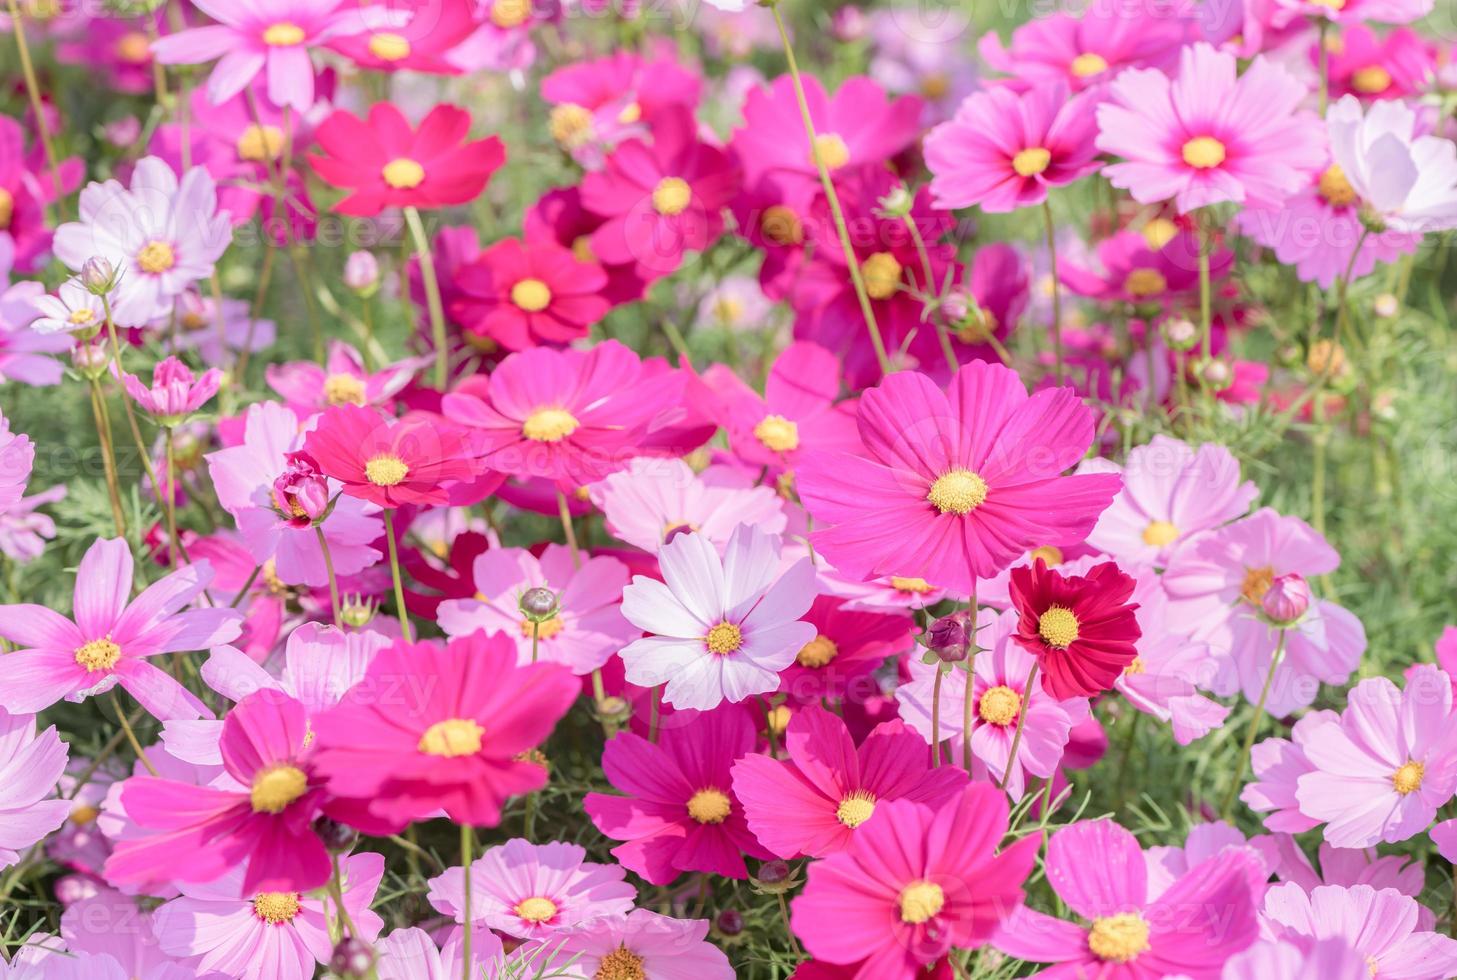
1042;200;1063;383
960;585;979;772
999;662;1038;792
164;429;180;566
1221;630;1287;818
111;690;158;777
930;667;945;768
556;488;581;569
1198;217;1213;364
404;205;451;390
5;0;63;221
460;823;474;980
328;851;359;941
316;525;342;628
383;510;413;642
88;379;127;538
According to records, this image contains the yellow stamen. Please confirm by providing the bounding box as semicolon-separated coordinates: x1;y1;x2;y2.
1181;136;1226;169
114;31;151;63
652;177;692;216
1123;267;1168;297
1393;760;1424;795
796;635;839;669
1318;164;1358;208
323;373;366;406
705;622;743;655
252;892;302;924
686;787;732;824
1141;218;1178;250
1070;52;1109;77
1352;66;1391;94
1141;520;1179;547
617;101;642;124
549;104;593;149
1012;147;1052;177
1037;606;1079;649
71;803;99;825
514;896;558;922
136;240;175;274
0;188;12;229
381;158;425;189
491;0;531;27
927;469;989;515
75;637;121;672
1088;912;1151;964
977;685;1022;726
511;278;553;312
760;205;804;246
519;616;565;641
898;881;945;924
1241;565;1275;605
237;124;285;163
522;407;580;442
364;454;409;487
1029;545;1064;567
262;22;305;46
250;764;308;814
835;790;876;828
809;132;850;171
891;576;933;594
860;251;903;300
595;945;647;980
753;414;799;453
418;718;485;757
367;32;411;62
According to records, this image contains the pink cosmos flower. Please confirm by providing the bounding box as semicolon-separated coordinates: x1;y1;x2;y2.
153;852;384;980
1143;821;1279;902
1273;835;1424;898
1321;26;1433;102
593;457;787;555
579;107;739;277
58;885;179;977
1241;709;1339;833
122;356;222;426
310;631;579;829
426;838;635;938
713;341;860;472
0;537;238;720
531;909;736;979
777;595;914;704
0;116;83;273
925;85;1101;213
1295;665;1457;848
1326;95;1457;234
897;607;1090;798
0;484;64;565
792;784;1039;980
1096;43;1324;214
451;237;610;351
732;704;966;858
265;340;422;417
105;692;330;895
327;0;480;75
977;11;1183;93
207;401;384;588
867;9;977;124
584;705;771;884
375;926;506;980
52;158;232;326
618;524;816;710
308;103;506;217
1272;0;1432;27
796;362;1122;591
0;709;70;871
443;340;682;489
150;0;399;112
525;186;648;304
1261;883;1457;980
1219;936;1369;980
437;544;636;674
30;278;106;336
160;291;278;364
0;406;33;515
1060;227;1232;306
994;818;1264;977
1084;435;1258;567
540;49;701;168
303;404;479;509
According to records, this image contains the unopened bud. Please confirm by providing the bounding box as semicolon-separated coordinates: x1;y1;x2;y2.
1162;317;1198;352
715;908;744;937
1197;358;1232;390
343;251;380;295
520;586;558;620
80;257;117;296
830;5;868;41
878;183;914;218
329;937;375;977
927;614;968;663
1373;293;1399;318
1306;339;1346;378
1261;573;1311;626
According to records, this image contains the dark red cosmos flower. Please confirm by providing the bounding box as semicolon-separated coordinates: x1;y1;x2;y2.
401;529;492;619
1009;558;1140;700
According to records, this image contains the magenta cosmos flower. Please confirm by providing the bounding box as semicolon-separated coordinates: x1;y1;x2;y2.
265;339;421;417
1261;883;1457;980
791;784;1039;980
303;404;479;509
0;709;70;871
593;457;787;555
122;356;222;426
584;705;770;884
618;523;816;711
309;103;506;217
994;818;1264;978
925;84;1101;213
106;692;330;895
426;838;635;939
1096;43;1324;214
310;630;579;829
0;537;239;720
532;909;735;979
978;11;1183;93
776;595;914;704
151;0;399;112
451;237;610;351
715;340;861;473
1060;227;1232;306
442;339;683;488
796;361;1122;592
732;704;966;859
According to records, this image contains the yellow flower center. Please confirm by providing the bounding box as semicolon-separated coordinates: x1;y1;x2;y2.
686;787;732;824
1319;164;1358;207
419;718;485;757
571;235;595;264
262;22;305;46
1124;656;1147;675
1352;65;1391;94
68;309;97;327
1141;520;1179;547
652;177;692;216
891;576;933;594
514;896;558;922
1308;339;1346;376
860;251;903;300
236;124;285;163
1393;760;1424;795
252;891;302;924
760;205;804;246
367;32;411;61
323;373;367;406
595;946;647;980
522;407;580;442
520;616;565;641
549;104;594;149
1142;217;1178;250
754;414;800;453
1241;565;1275;605
1012;147;1052;177
136;240;175;275
921;72;950;99
618;101;642;124
381;158;425;189
1181;136;1227;169
835;790;876;828
712;296;744;325
491;0;532;28
114;31;151;63
261;558;288;596
1038;606;1080;649
364;453;409;487
927;469;989;515
511;278;553;312
809;132;850;171
1029;545;1064;566
705;622;743;655
1123;267;1168;297
250;764;308;814
1088;912;1151;964
75;637;121;672
1310;0;1346;9
898;880;945;924
1070;52;1109;77
978;685;1022;726
796;635;839;669
0;187;12;229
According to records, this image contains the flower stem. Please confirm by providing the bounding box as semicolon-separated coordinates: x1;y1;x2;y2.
4;0;63;222
328;850;359;941
1317;21;1330;115
101;296;161;493
1221;629;1287;818
961;585;979;773
777;891;803;958
556;488;581;569
316;525;342;628
110;690;158;777
163;429;180;566
769;2;891;378
459;822;474;980
1042;200;1063;383
999;662;1038;793
1197;217;1213;364
383;509;413;642
403;205;450;390
930;667;945;767
88;379;127;538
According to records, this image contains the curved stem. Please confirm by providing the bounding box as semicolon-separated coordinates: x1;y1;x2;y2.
930;668;945;768
316;525;342;628
1221;629;1287;818
383;509;413;642
404;205;450;390
328;851;359;941
111;690;158;777
556;488;581;569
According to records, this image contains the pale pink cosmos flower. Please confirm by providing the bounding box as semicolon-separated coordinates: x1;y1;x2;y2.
265;340;423;418
1084;435;1258;567
122;356;222;426
0;537;239;720
426;838;636;939
29;279;106;336
1295;665;1457;848
1261;883;1457;980
1143;821;1278;902
0;407;33;516
1220;937;1370;980
528;909;735;979
0;484;64;564
1325;95;1457;235
977;10;1184;93
618;523;816;710
591;457;787;554
375;927;506;980
59;887;178;978
0;709;70;872
1272;835;1425;898
437;544;636;674
160;291;277;364
1241;709;1340;833
1096;43;1325;214
1273;0;1432;28
52;158;232;326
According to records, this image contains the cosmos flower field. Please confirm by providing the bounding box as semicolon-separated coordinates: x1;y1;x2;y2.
2;0;1457;976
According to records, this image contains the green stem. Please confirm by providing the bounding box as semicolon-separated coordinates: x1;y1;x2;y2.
1221;629;1287;818
111;690;158;777
328;850;359;941
1197;217;1213;364
5;0;63;221
404;205;450;390
999;662;1038;792
1042;200;1063;383
930;667;945;768
383;510;413;642
556;488;581;569
88;379;127;538
960;585;979;772
316;525;342;628
460;822;474;980
164;429;180;566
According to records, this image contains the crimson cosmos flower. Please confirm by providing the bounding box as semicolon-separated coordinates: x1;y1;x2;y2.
1008;557;1141;700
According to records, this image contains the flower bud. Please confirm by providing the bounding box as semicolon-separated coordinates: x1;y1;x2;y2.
520;586;558;620
80;257;117;296
271;451;331;527
339;594;379;629
1197;358;1232;391
1262;573;1310;626
1373;292;1399;318
877;183;913;218
927;614;968;662
830;5;868;41
1161;317;1198;352
312;815;358;852
1306;339;1346;378
71;341;110;376
329;937;375;978
343;251;380;295
715;908;745;937
750;859;801;895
